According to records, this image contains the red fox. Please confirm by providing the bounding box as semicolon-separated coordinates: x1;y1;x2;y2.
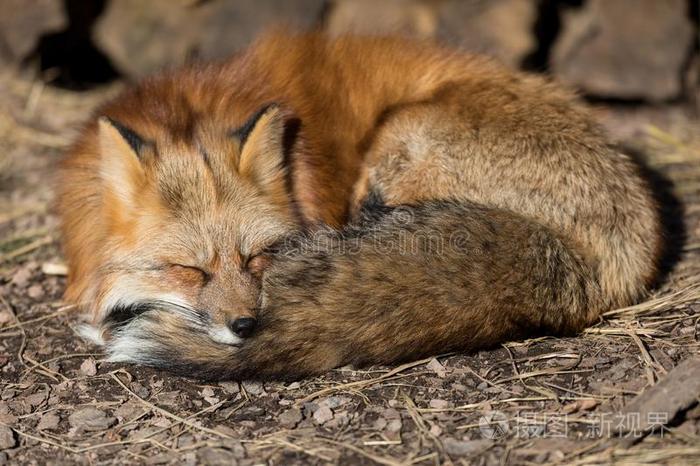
56;30;662;379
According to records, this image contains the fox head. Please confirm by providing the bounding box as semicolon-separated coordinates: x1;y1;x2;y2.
59;103;302;347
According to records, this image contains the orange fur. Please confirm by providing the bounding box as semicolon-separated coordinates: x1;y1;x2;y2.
56;30;662;378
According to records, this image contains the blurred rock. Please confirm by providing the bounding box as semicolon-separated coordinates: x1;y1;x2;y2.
197;447;237;466
94;0;325;78
437;0;537;67
552;0;694;102
68;407;116;432
0;0;66;67
323;0;438;39
79;358;97;376
323;0;536;68
0;425;15;450
443;438;492;457
278;407;303;428
312;406;334;424
36;412;60;431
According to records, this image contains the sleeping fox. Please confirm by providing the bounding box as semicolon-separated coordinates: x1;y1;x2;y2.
56;29;662;380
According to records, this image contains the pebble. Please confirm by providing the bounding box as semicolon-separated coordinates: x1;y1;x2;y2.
0;426;16;450
27;284;44;299
313;406;334;424
11;268;31;288
36;412;60;431
426;358;447;378
218;381;239;395
68;407;116;432
241;381;264;396
382;408;400;420
443;438;492;457
79;358;97;376
386;418;402;433
429;399;450;410
278;407;303;428
197;447;237;466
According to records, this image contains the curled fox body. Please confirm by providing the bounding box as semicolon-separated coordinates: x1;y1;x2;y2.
57;30;662;379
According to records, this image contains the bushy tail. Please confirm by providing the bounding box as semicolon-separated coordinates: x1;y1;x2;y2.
103;198;606;380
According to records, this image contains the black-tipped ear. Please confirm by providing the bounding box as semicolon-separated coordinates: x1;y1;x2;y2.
231;103;278;148
102;116;146;157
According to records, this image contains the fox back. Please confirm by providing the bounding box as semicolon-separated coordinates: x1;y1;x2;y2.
56;30;662;378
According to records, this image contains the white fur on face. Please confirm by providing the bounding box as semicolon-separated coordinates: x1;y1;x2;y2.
209;326;244;345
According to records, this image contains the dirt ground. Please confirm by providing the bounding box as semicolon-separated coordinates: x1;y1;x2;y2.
1;70;700;465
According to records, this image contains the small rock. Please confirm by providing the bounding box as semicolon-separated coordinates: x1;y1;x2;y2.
326;410;350;429
177;434;197;449
429;399;450;410
286;382;301;390
197;447;237;466
0;0;65;66
429;423;442;437
114;400;144;421
130;382;150;399
220;439;247;459
95;0;324;78
0;426;16;450
68;407;116;432
325;0;437;39
214;424;236;437
201;387;215;398
443;438;492;457
385;418;402;440
372;417;387;430
382;408;401;420
144;453;175;465
79;358;97;376
0;412;17;425
386;418;402;433
426;358;447;378
313;406;334;425
241;381;264;396
0;310;12;326
25;391;48;409
37;412;60;431
204;396;220;406
27;284;44;299
151;417;171;428
155;390;179;407
552;0;693;101
279;407;303;428
218;381;239;395
10;267;31;287
318;396;349;410
438;0;537;68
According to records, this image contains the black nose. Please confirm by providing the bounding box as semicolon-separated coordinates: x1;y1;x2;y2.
229;317;257;338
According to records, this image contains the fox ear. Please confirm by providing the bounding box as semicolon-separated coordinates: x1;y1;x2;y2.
234;104;290;196
97;117;147;204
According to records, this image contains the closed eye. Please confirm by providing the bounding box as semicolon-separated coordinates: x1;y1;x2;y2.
170;264;212;282
244;254;270;278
